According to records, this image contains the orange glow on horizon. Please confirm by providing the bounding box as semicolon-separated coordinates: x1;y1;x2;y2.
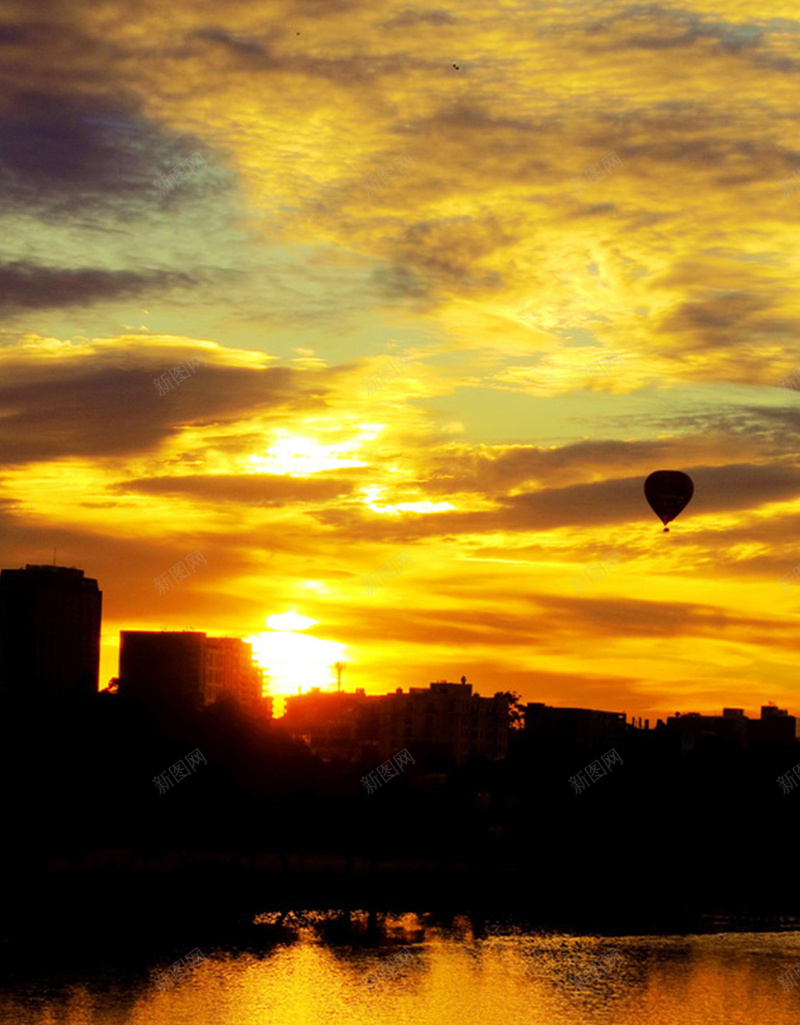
247;611;347;711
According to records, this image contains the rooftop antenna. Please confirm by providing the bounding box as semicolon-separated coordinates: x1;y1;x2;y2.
334;660;347;693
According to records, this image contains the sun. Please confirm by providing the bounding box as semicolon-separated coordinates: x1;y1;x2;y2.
244;427;379;477
246;611;347;710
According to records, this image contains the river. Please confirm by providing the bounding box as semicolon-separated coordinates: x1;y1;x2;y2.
3;914;800;1024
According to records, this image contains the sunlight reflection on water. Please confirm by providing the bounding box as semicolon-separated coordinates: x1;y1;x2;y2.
3;916;800;1025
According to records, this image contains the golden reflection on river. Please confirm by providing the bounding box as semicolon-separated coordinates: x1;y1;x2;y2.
4;917;800;1025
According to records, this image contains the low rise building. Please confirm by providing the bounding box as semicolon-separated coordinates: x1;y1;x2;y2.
378;681;509;763
665;705;796;747
281;688;380;761
280;679;509;764
524;702;628;748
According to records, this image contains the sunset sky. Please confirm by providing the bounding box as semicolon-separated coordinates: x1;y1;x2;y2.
2;0;800;721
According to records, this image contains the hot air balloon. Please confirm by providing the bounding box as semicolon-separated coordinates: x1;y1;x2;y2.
644;470;694;532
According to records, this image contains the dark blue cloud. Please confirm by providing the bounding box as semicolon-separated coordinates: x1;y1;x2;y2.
0;354;328;465
0;90;217;218
0;262;196;312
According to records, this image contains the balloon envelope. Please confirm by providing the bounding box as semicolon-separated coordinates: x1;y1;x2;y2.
644;470;694;530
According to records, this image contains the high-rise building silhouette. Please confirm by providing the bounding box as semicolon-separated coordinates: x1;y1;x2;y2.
0;564;102;702
118;630;270;716
119;630;206;712
202;636;266;713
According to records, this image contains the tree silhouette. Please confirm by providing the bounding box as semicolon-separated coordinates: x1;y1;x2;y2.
501;691;525;730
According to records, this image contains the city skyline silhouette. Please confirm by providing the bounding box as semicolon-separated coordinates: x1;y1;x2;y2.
3;0;800;1018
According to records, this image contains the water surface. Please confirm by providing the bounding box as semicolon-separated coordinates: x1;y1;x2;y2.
3;916;800;1025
